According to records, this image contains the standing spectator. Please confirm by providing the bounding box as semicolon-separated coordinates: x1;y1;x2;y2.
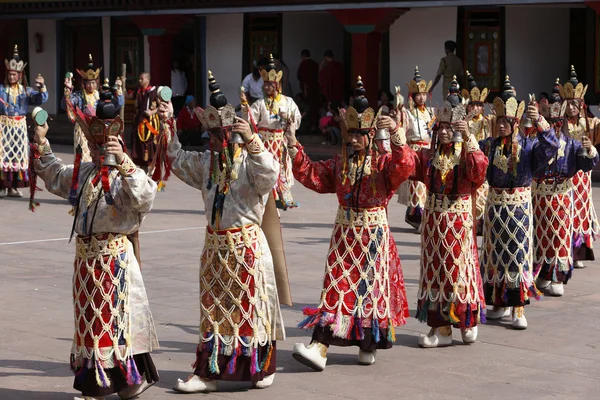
241;65;264;105
131;72;158;171
171;60;188;115
297;49;320;132
273;54;293;97
177;95;204;146
378;90;394;111
430;40;464;100
319;50;344;103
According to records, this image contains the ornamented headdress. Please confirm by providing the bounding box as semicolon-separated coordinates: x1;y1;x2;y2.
558;65;587;101
76;54;102;81
461;70;488;104
73;79;124;145
407;66;432;95
493;76;525;121
259;54;283;89
540;78;565;120
202;71;235;131
436;100;466;125
446;76;462;107
5;44;26;73
340;76;375;135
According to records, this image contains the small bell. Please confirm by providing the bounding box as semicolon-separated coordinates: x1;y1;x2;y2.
102;146;118;167
374;128;390;141
229;132;245;144
451;129;463;143
521;117;533;128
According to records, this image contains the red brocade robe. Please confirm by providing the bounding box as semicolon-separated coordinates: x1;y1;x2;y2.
412;141;489;328
293;140;415;340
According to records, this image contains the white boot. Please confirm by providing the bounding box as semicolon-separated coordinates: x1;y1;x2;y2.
545;282;564;297
292;342;327;371
418;326;453;348
536;278;551;291
7;188;22;198
486;306;511;320
358;349;377;365
118;377;155;399
460;326;478;344
574;261;585;269
512;306;527;330
173;375;217;393
253;373;275;389
0;188;6;198
74;397;105;400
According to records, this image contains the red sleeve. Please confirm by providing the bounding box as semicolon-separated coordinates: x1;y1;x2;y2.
465;149;488;189
292;145;337;194
386;144;417;191
408;149;428;183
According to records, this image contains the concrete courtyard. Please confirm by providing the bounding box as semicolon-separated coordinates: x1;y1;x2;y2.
1;144;599;399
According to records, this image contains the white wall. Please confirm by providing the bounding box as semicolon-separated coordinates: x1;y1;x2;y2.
505;6;570;98
389;7;457;105
205;13;244;106
282;12;345;97
27;19;58;114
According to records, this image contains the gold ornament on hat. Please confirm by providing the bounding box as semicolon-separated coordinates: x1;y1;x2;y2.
5;44;26;73
461;70;488;103
492;76;525;120
407;66;432;95
436;100;466;124
259;54;283;87
202;70;236;130
558;65;587;101
76;54;102;81
540;78;565;119
340;76;375;132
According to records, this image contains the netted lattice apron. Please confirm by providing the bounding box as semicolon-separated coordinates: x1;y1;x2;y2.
534;179;574;283
482;187;539;307
571;170;598;251
198;224;280;376
417;193;483;328
299;206;409;343
259;128;296;209
0;115;29;188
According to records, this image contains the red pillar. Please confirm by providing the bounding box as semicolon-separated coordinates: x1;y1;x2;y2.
147;35;174;87
330;8;408;106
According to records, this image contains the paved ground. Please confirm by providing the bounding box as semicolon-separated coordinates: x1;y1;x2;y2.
1;144;600;400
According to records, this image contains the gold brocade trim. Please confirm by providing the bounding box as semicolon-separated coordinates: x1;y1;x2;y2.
432;144;462;183
465;135;479;153
390;126;407;146
493;142;521;174
335;206;388;227
534;179;574;196
205;224;260;253
488;186;531;206
246;134;266;155
75;233;127;262
117;154;137;177
346;154;371;185
0;115;26;128
36;139;52;155
425;193;472;213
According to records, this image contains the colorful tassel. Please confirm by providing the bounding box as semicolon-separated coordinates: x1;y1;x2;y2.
226;346;239;375
387;318;396;342
449;303;460;325
250;347;258;375
262;344;274;372
465;304;472;328
94;359;111;388
126;356;142;385
209;337;220;374
372;319;381;343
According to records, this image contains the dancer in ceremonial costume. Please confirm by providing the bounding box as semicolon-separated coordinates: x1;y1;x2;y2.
0;44;48;198
560;66;600;269
398;66;435;232
291;77;413;370
534;78;598;297
169;72;285;392
63;54;124;162
242;54;301;210
461;71;493;236
480;77;559;328
33;84;159;400
414;93;488;348
131;72;159;171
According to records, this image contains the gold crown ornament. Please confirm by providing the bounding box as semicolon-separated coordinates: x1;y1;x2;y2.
436;100;466;124
5;44;26;73
558;65;587;101
73;111;124;146
259;54;283;87
540;78;566;119
202;70;236;130
407;66;432;94
76;54;102;81
461;70;488;104
492;76;525;120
